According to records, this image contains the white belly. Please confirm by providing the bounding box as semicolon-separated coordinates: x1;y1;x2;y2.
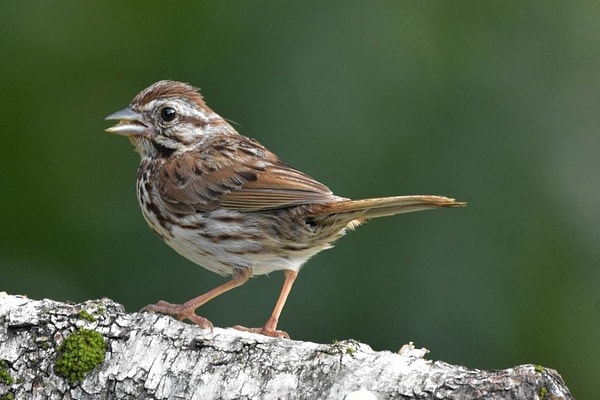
141;206;338;277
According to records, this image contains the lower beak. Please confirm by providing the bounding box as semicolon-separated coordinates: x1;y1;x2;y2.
105;108;152;137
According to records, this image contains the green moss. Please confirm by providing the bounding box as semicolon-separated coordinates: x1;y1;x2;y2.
77;310;96;322
0;393;15;400
0;360;14;385
538;386;547;400
330;339;358;355
55;329;106;384
534;364;544;373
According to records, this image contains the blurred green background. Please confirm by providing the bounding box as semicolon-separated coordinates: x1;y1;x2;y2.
1;1;598;397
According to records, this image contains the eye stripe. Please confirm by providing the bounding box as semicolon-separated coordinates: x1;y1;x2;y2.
179;115;209;127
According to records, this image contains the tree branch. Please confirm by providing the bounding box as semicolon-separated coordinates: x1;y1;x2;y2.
0;293;573;399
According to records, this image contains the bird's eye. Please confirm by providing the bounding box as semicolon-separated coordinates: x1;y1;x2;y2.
160;107;177;122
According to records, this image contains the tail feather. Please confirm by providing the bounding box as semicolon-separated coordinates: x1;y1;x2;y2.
318;195;466;220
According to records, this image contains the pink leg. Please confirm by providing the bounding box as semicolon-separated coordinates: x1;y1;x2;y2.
143;268;252;330
234;269;298;338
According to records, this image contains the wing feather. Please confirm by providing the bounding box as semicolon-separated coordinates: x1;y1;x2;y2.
156;136;341;213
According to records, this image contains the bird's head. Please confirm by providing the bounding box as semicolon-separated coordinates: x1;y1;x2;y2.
105;80;230;158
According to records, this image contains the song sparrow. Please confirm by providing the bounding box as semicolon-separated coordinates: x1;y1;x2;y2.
105;80;465;338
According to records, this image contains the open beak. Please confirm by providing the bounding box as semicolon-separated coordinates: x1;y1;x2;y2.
105;108;153;137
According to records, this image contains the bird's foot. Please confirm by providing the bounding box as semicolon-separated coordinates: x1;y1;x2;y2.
141;300;214;331
232;325;290;338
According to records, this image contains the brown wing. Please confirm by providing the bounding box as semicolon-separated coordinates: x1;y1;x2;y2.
156;136;342;214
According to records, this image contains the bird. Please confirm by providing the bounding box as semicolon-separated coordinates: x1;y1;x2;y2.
105;80;465;338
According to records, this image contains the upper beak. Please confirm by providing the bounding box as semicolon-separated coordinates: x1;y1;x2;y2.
105;108;152;137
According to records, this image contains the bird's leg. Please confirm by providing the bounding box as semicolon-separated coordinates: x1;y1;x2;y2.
234;269;298;338
142;267;252;330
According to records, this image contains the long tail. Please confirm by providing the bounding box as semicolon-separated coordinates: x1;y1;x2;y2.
317;195;466;220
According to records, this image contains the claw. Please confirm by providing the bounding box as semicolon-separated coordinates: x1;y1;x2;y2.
232;325;290;339
142;300;214;331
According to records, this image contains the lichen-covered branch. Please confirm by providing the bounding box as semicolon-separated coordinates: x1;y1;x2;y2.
0;293;573;400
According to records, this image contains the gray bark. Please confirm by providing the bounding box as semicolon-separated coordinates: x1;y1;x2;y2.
0;293;573;400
